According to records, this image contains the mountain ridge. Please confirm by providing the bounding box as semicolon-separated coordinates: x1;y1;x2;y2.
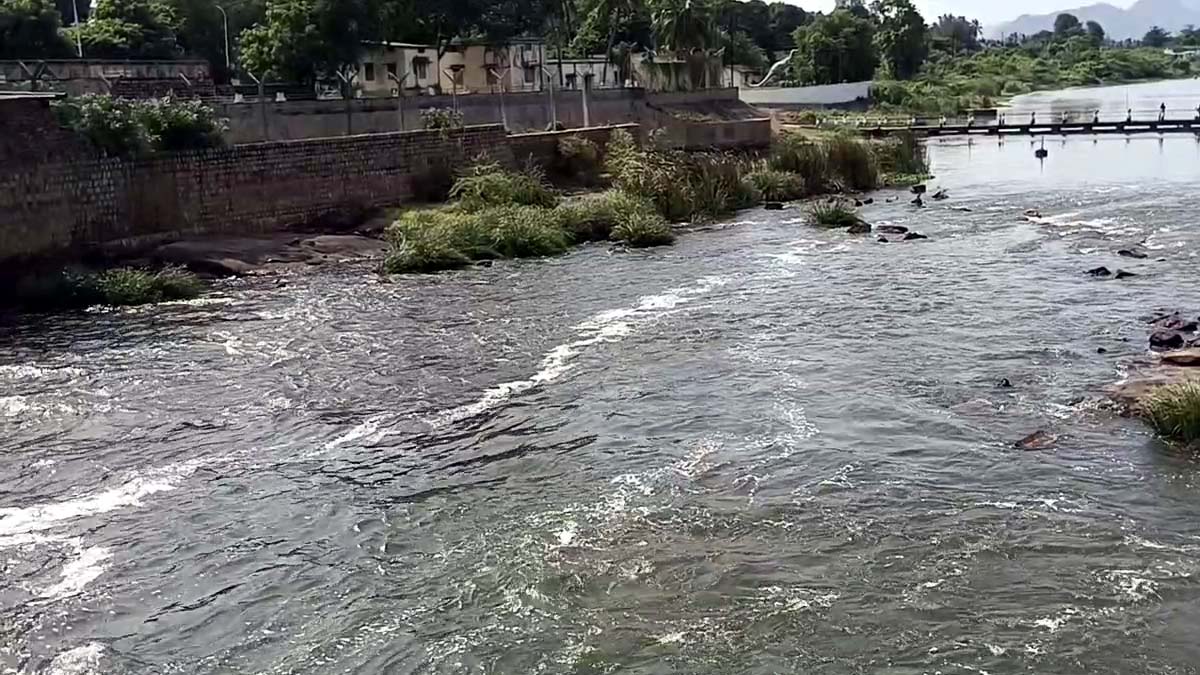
988;0;1200;40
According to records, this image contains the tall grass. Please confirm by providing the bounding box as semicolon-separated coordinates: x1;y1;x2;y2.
745;167;806;202
450;161;558;210
809;202;862;228
1140;381;1200;446
10;267;203;312
612;211;675;247
768;134;831;194
555;190;656;241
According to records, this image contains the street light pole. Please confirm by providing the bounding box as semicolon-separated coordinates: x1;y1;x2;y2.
215;4;231;73
71;0;83;57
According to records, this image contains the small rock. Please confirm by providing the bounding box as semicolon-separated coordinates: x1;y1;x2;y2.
953;206;973;212
877;224;908;234
877;236;889;243
1150;311;1198;333
1015;430;1056;450
997;377;1013;388
1150;330;1186;351
1086;266;1112;277
186;258;258;277
1114;269;1138;279
1161;348;1200;367
1023;208;1042;218
886;196;899;203
903;231;928;241
911;195;924;207
477;259;494;267
931;189;948;200
1117;248;1148;259
1097;347;1108;354
854;199;864;207
763;201;784;210
911;184;927;194
847;220;871;234
862;197;874;205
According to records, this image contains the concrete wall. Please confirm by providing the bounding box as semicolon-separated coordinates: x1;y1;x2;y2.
740;82;873;110
0;125;511;263
0;95;88;164
216;87;649;143
507;124;641;169
0;60;213;96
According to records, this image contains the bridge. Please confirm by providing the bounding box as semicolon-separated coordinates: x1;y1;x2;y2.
863;118;1200;138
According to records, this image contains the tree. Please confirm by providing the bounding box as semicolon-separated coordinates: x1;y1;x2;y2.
790;9;876;84
1142;25;1170;47
766;1;806;55
726;29;767;71
650;0;717;53
1053;13;1081;37
72;0;182;58
239;0;371;83
0;0;74;57
1085;20;1104;46
171;0;265;81
930;14;980;54
871;0;926;79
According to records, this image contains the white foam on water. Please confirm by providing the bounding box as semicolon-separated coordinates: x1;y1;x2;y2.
655;631;688;645
45;643;105;675
41;542;112;599
435;276;728;427
0;458;206;537
1032;607;1077;633
0;395;31;417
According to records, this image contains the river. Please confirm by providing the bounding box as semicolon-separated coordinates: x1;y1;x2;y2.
2;82;1199;675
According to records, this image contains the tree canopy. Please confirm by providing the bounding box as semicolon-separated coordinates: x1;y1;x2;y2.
71;0;182;59
0;0;74;58
789;9;876;84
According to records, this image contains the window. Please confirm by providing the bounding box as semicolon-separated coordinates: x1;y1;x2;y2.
386;62;398;80
523;66;536;84
565;73;577;89
364;63;376;81
413;58;429;80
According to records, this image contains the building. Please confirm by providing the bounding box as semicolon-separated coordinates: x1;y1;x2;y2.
722;64;762;88
355;38;622;97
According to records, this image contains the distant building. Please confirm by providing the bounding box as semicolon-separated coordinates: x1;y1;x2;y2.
356;38;621;97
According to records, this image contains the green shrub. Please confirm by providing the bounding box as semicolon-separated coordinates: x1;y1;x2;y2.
809;202;862;228
9;266;203;311
383;205;571;273
824;134;880;191
1140;382;1200;446
480;205;572;258
450;161;558;210
554;135;602;182
420;107;463;130
52;94;225;157
769;135;830;194
872;131;928;177
746;167;806;201
555;190;654;242
612;211;675;247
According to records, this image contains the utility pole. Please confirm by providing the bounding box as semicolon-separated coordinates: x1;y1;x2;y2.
71;0;83;57
215;5;231;74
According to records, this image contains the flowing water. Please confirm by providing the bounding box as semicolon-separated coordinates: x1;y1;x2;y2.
3;82;1200;675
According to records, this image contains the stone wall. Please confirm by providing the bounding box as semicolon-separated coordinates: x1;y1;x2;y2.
507;124;641;170
0;60;213;97
0;125;512;263
0;96;88;165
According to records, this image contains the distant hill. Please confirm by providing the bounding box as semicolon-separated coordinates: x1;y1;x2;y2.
988;0;1200;40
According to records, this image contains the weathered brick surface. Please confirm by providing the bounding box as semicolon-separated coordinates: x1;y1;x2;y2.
110;77;217;99
507;124;641;170
0;125;513;262
0;97;89;165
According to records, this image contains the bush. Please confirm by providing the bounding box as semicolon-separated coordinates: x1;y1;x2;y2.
9;266;203;311
1140;382;1200;446
872;131;928;177
450;161;559;210
612;210;675;247
555;190;654;242
746;167;806;202
769;134;830;194
824;134;880;191
52;94;226;157
554;135;602;183
809;202;862;228
383;205;571;273
420;107;463;130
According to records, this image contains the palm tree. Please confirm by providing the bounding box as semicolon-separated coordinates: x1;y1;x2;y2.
651;0;717;55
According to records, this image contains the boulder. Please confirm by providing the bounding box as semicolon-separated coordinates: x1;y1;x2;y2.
847;220;872;234
1150;311;1198;333
763;201;784;210
1086;266;1112;277
903;231;928;241
1118;248;1148;259
297;235;389;259
997;377;1013;388
1097;347;1108;354
186;257;259;277
1161;348;1200;367
877;236;889;243
1023;208;1042;218
1150;330;1186;351
862;197;874;205
1015;430;1056;450
931;188;948;200
911;184;927;194
877;224;908;234
1114;269;1138;279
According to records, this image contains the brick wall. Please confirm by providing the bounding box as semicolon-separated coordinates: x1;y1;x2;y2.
0;125;512;263
110;77;217;99
0;97;88;165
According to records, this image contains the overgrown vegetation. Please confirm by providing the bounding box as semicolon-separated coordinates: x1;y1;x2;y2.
809;202;862;228
450;161;559;210
52;94;226;157
1139;382;1200;447
555;190;657;241
420;107;464;130
553;135;603;184
745;167;806;202
10;267;204;312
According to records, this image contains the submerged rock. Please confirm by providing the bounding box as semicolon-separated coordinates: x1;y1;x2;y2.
1118;247;1149;259
1150;330;1186;351
903;231;929;241
911;184;927;194
764;201;785;210
997;377;1013;388
1023;208;1042;218
931;188;948;200
1015;430;1057;450
1114;269;1138;279
862;197;874;205
847;220;872;234
911;195;924;207
1150;311;1198;333
877;224;908;234
877;236;889;243
1086;266;1112;277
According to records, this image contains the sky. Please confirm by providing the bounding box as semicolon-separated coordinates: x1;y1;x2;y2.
785;0;1137;26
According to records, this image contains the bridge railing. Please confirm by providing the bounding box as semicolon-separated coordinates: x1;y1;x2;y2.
799;107;1200;129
